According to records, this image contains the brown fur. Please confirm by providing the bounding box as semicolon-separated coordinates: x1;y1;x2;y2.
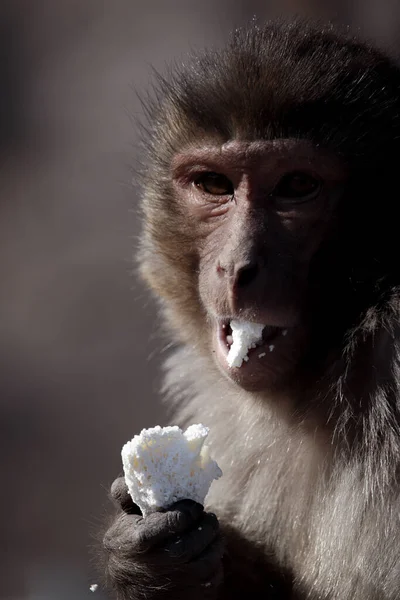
104;19;400;599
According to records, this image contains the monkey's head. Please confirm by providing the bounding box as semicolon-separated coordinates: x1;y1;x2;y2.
139;20;400;393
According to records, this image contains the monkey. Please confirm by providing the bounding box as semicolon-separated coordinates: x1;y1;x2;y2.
102;19;400;600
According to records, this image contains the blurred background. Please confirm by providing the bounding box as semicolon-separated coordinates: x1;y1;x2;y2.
0;1;399;598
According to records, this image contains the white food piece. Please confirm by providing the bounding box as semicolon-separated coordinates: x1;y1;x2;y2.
227;320;264;368
89;584;98;593
122;424;222;516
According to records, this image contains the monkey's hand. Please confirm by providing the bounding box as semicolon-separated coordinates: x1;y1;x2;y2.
103;477;224;600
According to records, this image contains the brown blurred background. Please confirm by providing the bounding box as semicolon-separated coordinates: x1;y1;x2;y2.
0;1;399;599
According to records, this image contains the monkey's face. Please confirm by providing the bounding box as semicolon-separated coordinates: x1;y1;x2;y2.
171;139;347;391
140;21;400;395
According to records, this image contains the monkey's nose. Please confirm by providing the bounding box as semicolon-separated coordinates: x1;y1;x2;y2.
234;261;259;288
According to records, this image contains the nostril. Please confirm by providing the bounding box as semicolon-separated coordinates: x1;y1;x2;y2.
235;262;259;288
216;262;226;276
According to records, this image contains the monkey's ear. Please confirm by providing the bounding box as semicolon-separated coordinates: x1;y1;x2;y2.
110;477;142;515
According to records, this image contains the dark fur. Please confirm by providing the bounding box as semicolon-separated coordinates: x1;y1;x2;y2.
104;20;400;599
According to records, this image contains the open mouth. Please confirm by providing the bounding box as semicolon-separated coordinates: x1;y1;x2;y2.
218;319;288;368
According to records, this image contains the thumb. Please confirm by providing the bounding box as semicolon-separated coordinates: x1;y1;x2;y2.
110;476;141;515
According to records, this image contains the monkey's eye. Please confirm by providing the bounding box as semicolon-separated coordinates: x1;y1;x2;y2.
194;172;234;196
272;171;321;202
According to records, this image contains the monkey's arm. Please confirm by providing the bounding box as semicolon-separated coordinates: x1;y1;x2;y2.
103;477;223;600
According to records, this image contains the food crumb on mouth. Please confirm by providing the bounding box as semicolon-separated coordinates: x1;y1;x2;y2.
226;320;264;368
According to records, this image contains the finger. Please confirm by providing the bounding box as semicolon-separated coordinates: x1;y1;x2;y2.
164;500;204;532
110;477;141;515
103;512;143;554
130;500;204;553
164;512;220;562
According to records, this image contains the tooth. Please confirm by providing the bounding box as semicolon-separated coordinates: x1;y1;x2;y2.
282;329;288;336
269;345;275;352
258;352;266;358
227;335;233;345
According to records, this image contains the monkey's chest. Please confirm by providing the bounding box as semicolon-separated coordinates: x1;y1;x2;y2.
206;424;326;550
208;446;399;600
